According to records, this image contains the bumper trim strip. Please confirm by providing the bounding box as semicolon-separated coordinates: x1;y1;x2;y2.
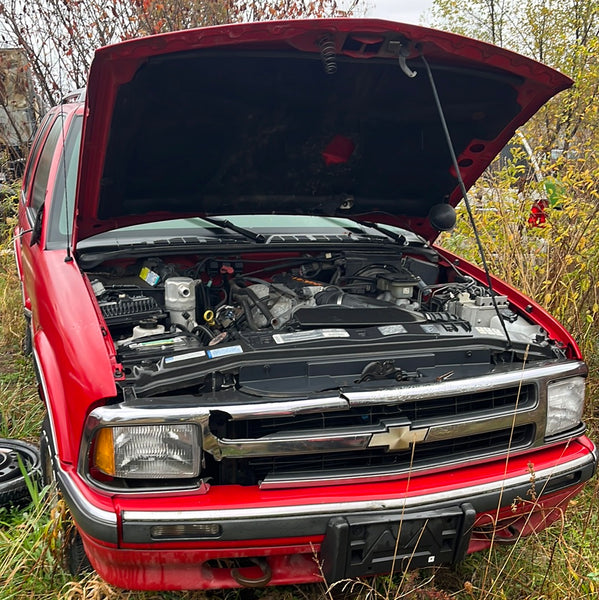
56;468;118;544
123;451;594;523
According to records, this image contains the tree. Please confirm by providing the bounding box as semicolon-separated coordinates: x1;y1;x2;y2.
428;0;512;45
135;0;358;34
432;0;599;353
0;0;361;109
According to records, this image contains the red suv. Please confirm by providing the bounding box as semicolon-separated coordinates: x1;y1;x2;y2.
14;19;596;590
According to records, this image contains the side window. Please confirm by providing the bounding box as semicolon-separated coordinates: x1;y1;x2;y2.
29;116;65;213
22;112;54;204
47;115;83;246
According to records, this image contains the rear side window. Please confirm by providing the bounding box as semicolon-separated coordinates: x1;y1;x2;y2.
22;112;54;204
30;116;66;213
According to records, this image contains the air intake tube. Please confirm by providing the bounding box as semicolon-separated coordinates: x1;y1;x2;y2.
315;288;390;308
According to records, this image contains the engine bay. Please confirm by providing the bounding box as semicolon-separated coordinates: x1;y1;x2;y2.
85;247;562;397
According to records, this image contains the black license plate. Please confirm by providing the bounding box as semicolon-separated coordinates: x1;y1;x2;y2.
321;503;475;583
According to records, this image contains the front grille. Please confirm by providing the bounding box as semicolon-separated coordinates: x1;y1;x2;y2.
86;359;585;491
215;385;535;439
207;384;538;486
240;425;534;484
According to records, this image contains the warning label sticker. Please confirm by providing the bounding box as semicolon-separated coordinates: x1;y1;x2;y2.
273;329;350;345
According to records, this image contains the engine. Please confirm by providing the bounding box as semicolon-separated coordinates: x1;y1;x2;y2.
87;251;547;357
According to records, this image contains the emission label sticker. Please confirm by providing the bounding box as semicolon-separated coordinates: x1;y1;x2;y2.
207;345;244;358
273;329;350;344
164;350;206;365
378;324;408;336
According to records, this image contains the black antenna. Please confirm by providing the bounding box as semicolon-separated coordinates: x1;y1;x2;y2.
419;53;513;350
58;34;72;263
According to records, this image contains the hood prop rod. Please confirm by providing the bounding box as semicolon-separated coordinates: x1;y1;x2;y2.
419;53;513;351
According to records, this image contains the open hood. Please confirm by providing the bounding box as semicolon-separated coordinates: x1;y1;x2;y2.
75;19;571;243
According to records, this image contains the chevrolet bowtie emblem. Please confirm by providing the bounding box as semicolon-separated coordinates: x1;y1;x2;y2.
368;425;429;451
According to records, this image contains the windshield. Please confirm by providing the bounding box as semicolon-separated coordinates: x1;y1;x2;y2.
76;215;424;249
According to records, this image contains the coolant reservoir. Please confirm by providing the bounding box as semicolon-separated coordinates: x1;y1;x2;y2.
164;277;197;330
116;320;165;346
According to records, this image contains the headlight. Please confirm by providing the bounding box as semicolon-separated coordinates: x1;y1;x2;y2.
93;424;200;479
546;377;585;437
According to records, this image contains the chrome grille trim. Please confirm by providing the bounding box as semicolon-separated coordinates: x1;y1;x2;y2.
207;410;537;458
252;425;534;488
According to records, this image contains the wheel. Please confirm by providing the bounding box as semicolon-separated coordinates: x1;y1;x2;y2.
39;417;55;488
0;438;41;507
65;526;91;575
40;417;92;575
22;319;32;356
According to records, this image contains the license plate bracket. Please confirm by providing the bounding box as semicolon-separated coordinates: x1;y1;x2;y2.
321;502;475;583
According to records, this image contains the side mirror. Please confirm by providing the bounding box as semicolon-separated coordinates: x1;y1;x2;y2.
29;204;44;247
428;203;456;231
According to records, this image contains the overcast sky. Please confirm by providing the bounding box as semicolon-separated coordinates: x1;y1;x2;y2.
364;0;434;25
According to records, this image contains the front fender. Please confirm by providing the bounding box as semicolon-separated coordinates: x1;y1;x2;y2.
33;334;76;466
12;230;31;314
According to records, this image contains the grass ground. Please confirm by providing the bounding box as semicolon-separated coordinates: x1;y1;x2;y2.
0;192;597;600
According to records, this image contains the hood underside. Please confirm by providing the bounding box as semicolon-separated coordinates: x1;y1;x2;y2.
75;19;572;242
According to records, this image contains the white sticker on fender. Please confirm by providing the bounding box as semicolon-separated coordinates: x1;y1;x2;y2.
273;329;350;344
378;324;408;336
207;345;244;358
164;350;206;364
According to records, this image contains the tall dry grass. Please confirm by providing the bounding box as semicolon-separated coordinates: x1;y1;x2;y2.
0;186;597;599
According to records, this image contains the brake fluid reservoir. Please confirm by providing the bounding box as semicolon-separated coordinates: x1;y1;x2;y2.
165;277;197;331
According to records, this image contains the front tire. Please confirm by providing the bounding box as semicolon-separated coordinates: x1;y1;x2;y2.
40;416;92;575
22;318;32;356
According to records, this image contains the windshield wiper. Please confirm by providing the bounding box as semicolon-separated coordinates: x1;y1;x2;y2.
348;218;440;261
76;235;248;268
202;216;266;243
360;220;408;245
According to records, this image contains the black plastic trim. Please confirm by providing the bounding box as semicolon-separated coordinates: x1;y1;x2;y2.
55;468;118;545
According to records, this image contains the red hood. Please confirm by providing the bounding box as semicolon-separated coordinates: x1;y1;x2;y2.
74;18;571;243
